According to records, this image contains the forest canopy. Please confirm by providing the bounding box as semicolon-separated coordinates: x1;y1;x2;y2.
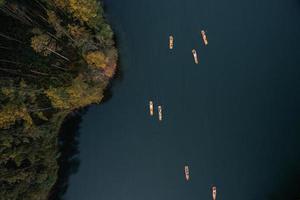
0;0;117;199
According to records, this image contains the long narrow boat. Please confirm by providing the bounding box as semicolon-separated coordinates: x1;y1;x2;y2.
149;101;154;116
192;49;199;64
184;166;190;181
212;186;217;200
201;30;208;45
169;35;174;49
158;105;162;121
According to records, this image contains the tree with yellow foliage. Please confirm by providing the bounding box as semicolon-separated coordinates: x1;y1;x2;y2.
51;0;102;28
46;76;104;109
31;34;57;56
52;0;68;9
85;51;108;69
31;33;70;61
0;0;117;199
0;104;32;129
69;0;101;27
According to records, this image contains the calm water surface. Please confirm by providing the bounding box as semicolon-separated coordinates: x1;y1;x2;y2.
65;0;300;199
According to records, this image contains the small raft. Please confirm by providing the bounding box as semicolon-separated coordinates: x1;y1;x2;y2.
201;30;208;46
184;166;190;181
169;35;174;49
192;49;199;64
149;101;154;116
212;186;217;200
158;105;162;121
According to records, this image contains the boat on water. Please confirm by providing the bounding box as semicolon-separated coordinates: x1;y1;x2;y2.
201;30;208;45
212;186;217;200
158;105;162;121
192;49;199;64
169;35;174;49
184;166;190;181
149;101;154;116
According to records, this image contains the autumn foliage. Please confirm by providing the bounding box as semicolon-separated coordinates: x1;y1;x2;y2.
85;51;108;69
0;0;117;199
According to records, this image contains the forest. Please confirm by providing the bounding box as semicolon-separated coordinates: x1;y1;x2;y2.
0;0;117;199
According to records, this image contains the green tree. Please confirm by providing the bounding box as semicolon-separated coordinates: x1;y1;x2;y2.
68;24;90;46
52;0;68;9
31;33;70;61
0;0;6;7
0;0;117;199
46;76;104;109
47;11;65;38
0;104;32;129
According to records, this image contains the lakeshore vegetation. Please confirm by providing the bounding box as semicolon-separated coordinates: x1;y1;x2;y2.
0;0;117;199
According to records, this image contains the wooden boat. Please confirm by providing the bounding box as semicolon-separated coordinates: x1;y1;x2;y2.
149;101;154;116
212;186;217;200
169;35;174;49
184;166;190;181
192;49;199;64
201;30;208;45
158;105;162;121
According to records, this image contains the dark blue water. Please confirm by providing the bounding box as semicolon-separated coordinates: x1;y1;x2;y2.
65;0;300;199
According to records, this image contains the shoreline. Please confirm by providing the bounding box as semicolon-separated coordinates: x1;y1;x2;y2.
0;0;118;199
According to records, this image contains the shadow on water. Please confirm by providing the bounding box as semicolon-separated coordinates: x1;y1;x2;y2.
49;45;123;199
49;110;86;200
48;2;122;194
267;162;300;200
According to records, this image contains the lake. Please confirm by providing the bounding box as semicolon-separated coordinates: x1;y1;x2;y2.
64;0;300;199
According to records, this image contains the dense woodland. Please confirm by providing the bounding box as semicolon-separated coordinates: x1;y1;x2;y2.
0;0;117;199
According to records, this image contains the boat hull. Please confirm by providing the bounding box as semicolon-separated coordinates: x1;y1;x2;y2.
212;186;217;200
192;49;199;64
149;101;154;116
158;106;162;121
184;166;190;181
169;36;174;49
201;30;208;45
